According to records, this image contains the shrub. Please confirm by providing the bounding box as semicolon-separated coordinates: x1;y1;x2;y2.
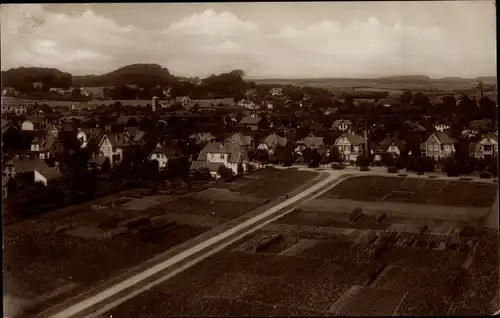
398;173;408;177
387;166;398;173
459;177;472;181
416;171;424;175
331;163;345;170
479;172;491;179
308;161;320;168
447;171;460;177
359;166;370;172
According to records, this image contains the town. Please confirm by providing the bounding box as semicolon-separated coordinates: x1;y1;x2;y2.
2;2;498;317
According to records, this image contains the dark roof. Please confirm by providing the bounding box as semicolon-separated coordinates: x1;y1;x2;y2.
189;132;216;143
125;127;146;142
190;161;223;172
12;158;62;181
297;136;325;148
150;144;184;158
196;142;248;163
336;132;365;145
428;132;457;144
261;133;288;148
226;133;253;147
100;132;134;148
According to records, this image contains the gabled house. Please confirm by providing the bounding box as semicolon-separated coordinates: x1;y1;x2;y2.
240;115;263;131
148;142;185;169
371;136;407;162
190;142;249;178
226;133;254;149
434;120;451;132
12;158;62;187
47;125;59;138
295;134;325;155
189;132;216;145
98;132;136;166
331;119;353;132
420;132;457;160
334;131;366;162
257;133;288;155
469;133;498;159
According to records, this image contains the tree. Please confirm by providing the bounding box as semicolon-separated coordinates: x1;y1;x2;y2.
255;150;270;164
275;147;296;167
356;154;373;167
381;153;396;167
305;149;321;167
218;165;234;180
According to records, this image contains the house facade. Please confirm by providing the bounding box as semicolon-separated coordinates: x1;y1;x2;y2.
190;142;249;178
334;132;366;162
332;119;353;132
469;134;498;159
371;137;406;162
98;132;135;166
420;132;456;160
148;143;185;169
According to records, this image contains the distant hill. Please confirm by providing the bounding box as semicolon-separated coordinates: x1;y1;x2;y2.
1;67;72;91
72;64;174;87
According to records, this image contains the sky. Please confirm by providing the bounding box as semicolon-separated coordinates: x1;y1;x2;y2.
0;2;496;78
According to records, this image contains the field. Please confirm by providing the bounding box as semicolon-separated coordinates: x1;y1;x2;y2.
3;168;317;316
321;176;497;207
107;213;498;317
105;173;498;317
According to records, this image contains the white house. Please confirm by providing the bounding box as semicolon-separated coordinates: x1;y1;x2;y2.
332;119;353;132
98;132;134;166
21;120;35;131
190;142;249;179
334;132;366;162
469;133;498;159
420;132;457;160
148;142;184;169
371;137;407;162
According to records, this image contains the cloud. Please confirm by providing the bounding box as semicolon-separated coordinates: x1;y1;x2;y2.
165;9;259;37
1;5;495;78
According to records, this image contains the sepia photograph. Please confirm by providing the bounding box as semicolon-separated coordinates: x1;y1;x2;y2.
1;1;498;317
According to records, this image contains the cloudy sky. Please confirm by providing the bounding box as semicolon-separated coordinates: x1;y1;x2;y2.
0;2;496;78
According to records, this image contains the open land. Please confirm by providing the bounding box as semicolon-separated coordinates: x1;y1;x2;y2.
105;175;499;317
3;168;317;316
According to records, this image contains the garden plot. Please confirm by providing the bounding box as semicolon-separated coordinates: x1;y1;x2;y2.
332;286;406;316
121;195;179;210
192;188;268;204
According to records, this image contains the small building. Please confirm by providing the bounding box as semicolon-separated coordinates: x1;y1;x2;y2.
331;119;353;132
240;115;262;131
469;133;498;160
257;133;288;155
190;141;249;179
371;136;407;162
334;131;366;162
189;132;216;145
148;142;185;169
226;133;254;149
270;88;283;96
420;132;457;160
98;132;136;166
295;134;325;156
12;158;62;187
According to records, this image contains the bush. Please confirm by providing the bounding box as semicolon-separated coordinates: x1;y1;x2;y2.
398;173;408;177
479;172;491;179
359;166;370;172
387;166;398;173
331;163;345;170
416;171;424;175
447;171;460;177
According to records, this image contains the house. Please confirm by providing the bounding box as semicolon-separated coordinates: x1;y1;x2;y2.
21;116;51;131
334;131;366;162
469;133;498;159
371;136;407;162
190;142;249;178
148;142;185;169
238;100;259;110
189;132;216;145
240;115;262;131
78;127;103;149
47;125;59;138
420;132;457;160
1;104;27;115
12;158;62;187
257;133;288;155
295;134;325;155
332;119;353;132
434;120;451;132
461;129;479;140
270;88;283;96
226;133;254;149
3;159;16;179
2;87;19;96
98;132;136;166
469;119;494;132
175;96;193;108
